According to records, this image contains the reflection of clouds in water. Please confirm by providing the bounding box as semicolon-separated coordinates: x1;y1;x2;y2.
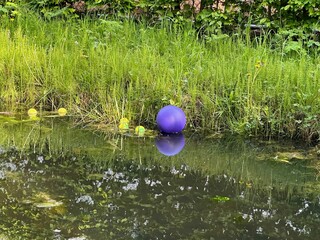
170;166;180;175
144;178;161;187
256;226;263;235
285;219;311;234
240;207;312;236
261;210;273;219
0;161;18;179
103;169;126;182
73;158;316;238
170;166;186;177
0;170;5;179
295;200;310;216
76;195;94;205
1;162;17;171
122;179;139;191
104;168;114;176
37;155;44;163
242;213;254;222
174;202;180;210
154;193;162;199
67;236;87;240
103;167;141;191
252;208;276;220
18;159;29;168
107;203;119;211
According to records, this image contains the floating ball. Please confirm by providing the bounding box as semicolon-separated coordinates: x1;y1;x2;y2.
156;105;186;133
27;108;38;117
120;118;129;124
119;123;129;130
119;118;129;130
58;108;67;116
155;133;185;156
135;126;145;137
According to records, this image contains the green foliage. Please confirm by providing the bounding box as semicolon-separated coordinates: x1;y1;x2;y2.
12;0;320;26
0;0;20;20
14;1;319;54
0;13;320;140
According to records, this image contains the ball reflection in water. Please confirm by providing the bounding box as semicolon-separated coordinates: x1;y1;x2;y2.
155;133;185;156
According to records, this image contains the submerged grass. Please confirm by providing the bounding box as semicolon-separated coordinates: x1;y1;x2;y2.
1;12;320;140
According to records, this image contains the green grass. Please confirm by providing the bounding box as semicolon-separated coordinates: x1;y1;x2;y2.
1;12;320;140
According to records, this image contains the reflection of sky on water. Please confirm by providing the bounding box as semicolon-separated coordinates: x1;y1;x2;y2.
1;120;320;239
1;136;320;239
155;133;185;156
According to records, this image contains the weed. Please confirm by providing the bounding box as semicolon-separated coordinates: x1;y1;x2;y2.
0;11;320;141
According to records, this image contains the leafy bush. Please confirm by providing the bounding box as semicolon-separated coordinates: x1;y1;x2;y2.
0;0;20;19
20;1;320;26
11;0;320;54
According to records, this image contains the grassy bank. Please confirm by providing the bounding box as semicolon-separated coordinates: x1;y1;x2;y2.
1;12;320;141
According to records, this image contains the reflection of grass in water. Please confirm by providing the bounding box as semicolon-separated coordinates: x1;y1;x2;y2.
1;119;320;239
1;146;319;240
0;120;318;197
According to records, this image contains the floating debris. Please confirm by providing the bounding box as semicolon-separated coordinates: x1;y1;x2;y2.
211;195;230;203
24;192;64;209
275;151;308;162
34;200;64;208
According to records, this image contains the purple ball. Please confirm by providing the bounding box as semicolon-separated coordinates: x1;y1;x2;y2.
156;105;186;133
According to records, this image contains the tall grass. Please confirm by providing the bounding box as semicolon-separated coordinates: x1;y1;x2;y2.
1;12;320;140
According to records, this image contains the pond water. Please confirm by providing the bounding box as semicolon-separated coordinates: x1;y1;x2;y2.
0;117;320;239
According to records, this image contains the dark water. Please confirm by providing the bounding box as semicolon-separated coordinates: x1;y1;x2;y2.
0;118;320;239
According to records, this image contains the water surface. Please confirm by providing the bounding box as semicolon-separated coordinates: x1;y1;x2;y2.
0;118;320;239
